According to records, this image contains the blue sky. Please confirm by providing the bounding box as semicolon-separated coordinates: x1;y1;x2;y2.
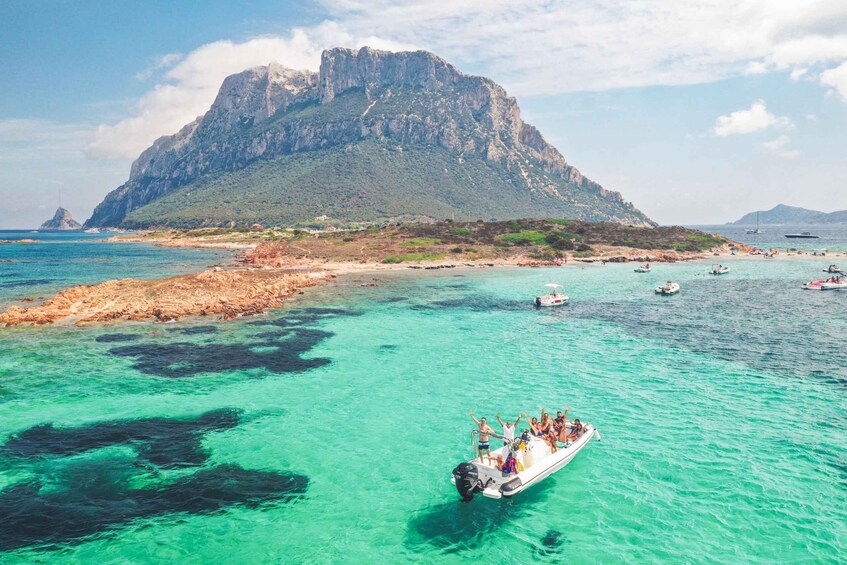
2;1;847;228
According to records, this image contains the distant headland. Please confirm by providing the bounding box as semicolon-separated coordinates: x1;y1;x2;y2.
730;204;847;225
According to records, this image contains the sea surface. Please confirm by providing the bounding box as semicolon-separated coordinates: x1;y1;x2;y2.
693;223;847;253
1;232;846;563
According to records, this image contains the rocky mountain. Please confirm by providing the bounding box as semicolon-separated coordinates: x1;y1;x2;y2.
40;207;82;230
731;204;847;225
86;47;654;229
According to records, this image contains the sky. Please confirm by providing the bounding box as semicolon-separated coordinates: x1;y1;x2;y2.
2;0;847;228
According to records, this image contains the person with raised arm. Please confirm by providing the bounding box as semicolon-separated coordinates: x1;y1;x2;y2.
496;412;522;445
557;406;570;443
469;410;495;463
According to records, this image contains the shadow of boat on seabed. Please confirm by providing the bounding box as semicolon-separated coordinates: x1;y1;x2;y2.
404;480;555;554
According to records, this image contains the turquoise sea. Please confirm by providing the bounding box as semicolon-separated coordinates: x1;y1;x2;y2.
1;231;846;563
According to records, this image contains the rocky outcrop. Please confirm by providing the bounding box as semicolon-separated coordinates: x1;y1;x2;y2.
86;47;654;228
40;207;81;230
0;268;330;326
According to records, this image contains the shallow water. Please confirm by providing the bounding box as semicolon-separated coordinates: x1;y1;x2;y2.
1;243;846;562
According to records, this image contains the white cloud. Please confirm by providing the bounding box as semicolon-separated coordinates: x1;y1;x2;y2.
762;135;800;158
790;67;808;80
135;53;183;81
713;101;793;137
806;113;818;121
87;25;414;160
87;1;847;161
745;61;769;75
820;62;847;101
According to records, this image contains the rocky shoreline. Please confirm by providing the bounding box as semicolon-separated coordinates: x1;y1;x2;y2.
0;268;330;327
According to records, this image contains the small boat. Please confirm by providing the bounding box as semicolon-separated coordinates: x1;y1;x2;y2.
823;265;841;273
534;284;568;307
84;228;101;234
634;265;651;273
821;277;847;291
784;232;819;239
710;265;730;275
451;425;600;501
655;281;680;295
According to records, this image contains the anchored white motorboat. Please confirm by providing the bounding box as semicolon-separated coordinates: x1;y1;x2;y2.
655;281;680;295
451;425;600;501
821;277;847;291
634;265;651;273
710;265;730;275
84;228;101;234
534;284;568;307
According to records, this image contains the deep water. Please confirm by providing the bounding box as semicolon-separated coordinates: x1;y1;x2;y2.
1;235;846;562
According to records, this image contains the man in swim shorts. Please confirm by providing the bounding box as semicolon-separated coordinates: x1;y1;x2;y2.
470;410;495;462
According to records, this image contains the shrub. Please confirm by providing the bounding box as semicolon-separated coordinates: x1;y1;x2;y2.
342;236;355;242
496;231;547;246
447;227;471;235
382;252;445;263
507;220;524;231
530;248;562;261
401;237;442;246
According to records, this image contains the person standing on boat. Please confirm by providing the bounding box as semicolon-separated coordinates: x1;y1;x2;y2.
470;410;495;462
495;412;522;446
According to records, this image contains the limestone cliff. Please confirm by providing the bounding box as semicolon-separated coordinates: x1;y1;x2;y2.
86;47;654;228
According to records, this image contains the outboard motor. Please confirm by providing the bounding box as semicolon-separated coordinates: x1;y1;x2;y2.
534;297;542;308
452;462;483;502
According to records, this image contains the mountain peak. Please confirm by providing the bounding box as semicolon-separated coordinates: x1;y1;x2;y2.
86;47;654;229
319;46;460;103
40;207;81;230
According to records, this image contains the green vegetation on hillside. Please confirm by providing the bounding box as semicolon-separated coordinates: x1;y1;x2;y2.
122;138;643;229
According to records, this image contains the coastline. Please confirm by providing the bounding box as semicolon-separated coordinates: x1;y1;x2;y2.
13;221;837;328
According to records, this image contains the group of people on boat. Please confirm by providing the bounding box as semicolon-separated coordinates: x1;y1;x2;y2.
469;407;585;469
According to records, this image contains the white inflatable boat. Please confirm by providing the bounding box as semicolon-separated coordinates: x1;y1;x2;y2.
634;265;651;273
451;425;599;500
655;281;680;295
710;265;730;275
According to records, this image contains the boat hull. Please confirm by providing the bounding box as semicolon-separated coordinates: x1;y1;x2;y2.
451;424;598;500
495;426;597;498
655;283;680;295
535;294;569;307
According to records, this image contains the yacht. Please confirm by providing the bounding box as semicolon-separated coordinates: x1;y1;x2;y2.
784;232;819;239
746;212;763;234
